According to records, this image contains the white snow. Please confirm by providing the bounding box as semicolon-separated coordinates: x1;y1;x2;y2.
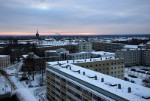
0;55;9;58
124;45;138;49
3;62;48;101
47;62;150;101
0;76;11;94
11;88;37;101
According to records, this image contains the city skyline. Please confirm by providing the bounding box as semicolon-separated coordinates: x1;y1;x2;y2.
0;0;150;36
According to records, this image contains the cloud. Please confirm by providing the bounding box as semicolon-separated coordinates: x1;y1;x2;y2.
0;0;150;35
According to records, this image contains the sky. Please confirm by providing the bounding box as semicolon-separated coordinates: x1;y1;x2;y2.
0;0;150;36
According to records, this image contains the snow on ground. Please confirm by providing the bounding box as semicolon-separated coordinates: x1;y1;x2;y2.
0;75;11;94
125;66;150;87
4;62;48;101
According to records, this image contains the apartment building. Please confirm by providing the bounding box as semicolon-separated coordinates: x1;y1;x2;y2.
78;42;92;52
141;49;150;66
0;55;10;68
47;57;124;79
45;48;69;61
67;52;92;60
46;62;149;101
92;42;124;52
116;49;150;66
74;58;124;79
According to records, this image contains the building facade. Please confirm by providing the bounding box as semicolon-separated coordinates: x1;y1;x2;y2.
67;52;92;60
46;62;149;101
74;58;124;79
45;48;69;61
92;42;124;52
0;55;10;68
116;49;150;66
78;42;92;52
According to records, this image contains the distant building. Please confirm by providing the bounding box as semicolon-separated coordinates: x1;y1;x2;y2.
47;57;125;79
45;48;69;61
78;42;92;52
67;52;92;60
91;51;115;58
36;30;39;39
0;55;10;68
141;49;150;66
92;42;124;52
46;61;149;101
73;58;124;79
116;49;150;66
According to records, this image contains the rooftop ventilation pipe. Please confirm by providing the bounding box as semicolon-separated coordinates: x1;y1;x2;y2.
101;78;104;82
128;87;131;93
118;84;121;89
73;70;80;74
83;72;85;75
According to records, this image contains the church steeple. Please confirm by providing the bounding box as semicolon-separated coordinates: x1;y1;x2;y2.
36;30;39;38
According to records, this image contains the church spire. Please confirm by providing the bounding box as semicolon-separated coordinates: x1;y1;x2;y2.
36;30;39;38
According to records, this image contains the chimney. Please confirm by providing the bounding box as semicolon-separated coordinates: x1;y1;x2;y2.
128;87;131;93
118;84;121;89
85;59;86;62
101;78;104;82
95;76;97;80
69;66;71;70
78;70;80;74
67;60;69;63
73;60;74;63
83;72;85;75
90;59;92;61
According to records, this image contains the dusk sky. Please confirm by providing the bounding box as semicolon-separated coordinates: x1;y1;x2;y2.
0;0;150;35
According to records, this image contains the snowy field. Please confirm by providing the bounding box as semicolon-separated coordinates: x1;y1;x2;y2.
4;62;48;101
125;66;150;87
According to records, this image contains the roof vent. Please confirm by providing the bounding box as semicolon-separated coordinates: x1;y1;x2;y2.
101;78;104;82
73;60;74;63
85;59;86;62
67;60;69;63
90;59;92;61
69;66;71;70
118;84;121;89
83;72;85;75
128;87;131;93
89;76;97;80
95;76;97;80
73;70;80;74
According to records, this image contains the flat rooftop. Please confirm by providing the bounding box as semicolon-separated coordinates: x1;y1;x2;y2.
0;55;9;58
47;57;122;66
47;60;150;101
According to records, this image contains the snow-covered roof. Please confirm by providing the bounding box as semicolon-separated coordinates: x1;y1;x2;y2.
91;51;115;56
124;45;138;49
0;55;9;58
47;57;119;65
68;52;91;55
22;52;39;59
11;88;37;101
47;62;150;101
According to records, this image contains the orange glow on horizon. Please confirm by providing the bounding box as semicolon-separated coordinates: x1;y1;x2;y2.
0;31;96;36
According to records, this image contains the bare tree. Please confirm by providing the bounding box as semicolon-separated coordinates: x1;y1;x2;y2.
143;76;150;88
